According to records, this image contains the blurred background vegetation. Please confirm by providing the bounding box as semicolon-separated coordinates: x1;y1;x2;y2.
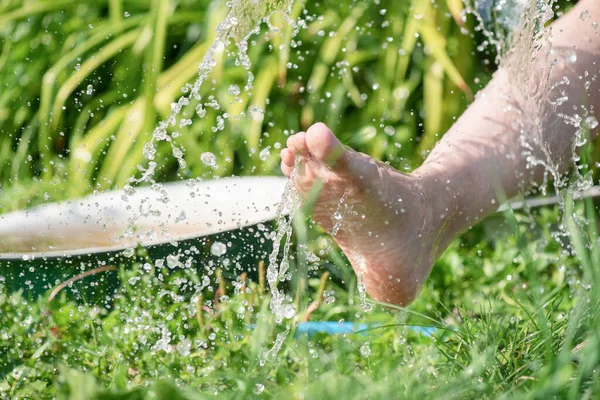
0;0;487;212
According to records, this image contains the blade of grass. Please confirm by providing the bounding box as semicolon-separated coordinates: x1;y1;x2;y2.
419;22;472;99
109;0;123;24
418;60;444;158
0;0;82;29
39;17;143;178
96;0;169;189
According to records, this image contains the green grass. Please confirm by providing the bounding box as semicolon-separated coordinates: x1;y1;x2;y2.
2;0;600;399
2;202;600;399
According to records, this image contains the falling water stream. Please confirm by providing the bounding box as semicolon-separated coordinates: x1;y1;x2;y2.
119;0;305;324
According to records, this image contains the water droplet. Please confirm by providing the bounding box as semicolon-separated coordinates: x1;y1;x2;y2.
176;339;192;356
205;98;220;110
211;241;227;256
254;383;265;395
123;248;135;258
282;304;296;319
360;343;371;357
324;290;336;304
154;127;168;141
248;105;264;122
585;116;598;130
213;115;225;132
259;147;270;161
201;152;217;168
124;11;130;17
195;104;207;118
172;147;183;159
86;84;94;95
178;96;190;106
219;295;230;303
167;254;182;268
126;274;139;285
152;337;171;353
228;84;241;96
143;143;156;160
555;96;568;106
565;50;577;64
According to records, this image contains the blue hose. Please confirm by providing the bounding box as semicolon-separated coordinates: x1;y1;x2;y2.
294;322;437;337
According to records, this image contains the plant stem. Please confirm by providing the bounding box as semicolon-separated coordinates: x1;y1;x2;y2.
109;0;122;23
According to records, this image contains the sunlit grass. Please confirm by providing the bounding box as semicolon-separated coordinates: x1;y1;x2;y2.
2;203;600;398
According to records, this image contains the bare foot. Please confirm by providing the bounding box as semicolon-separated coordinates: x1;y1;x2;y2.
280;123;455;305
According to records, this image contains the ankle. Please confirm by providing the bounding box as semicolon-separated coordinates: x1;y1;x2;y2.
411;162;466;242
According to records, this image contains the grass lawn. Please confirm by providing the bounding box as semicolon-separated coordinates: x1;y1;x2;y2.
3;200;600;399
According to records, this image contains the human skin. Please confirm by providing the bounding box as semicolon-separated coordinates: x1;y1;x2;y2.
280;0;600;305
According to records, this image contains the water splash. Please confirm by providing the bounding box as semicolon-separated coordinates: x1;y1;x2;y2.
266;159;302;321
115;0;298;357
355;256;373;313
116;0;296;277
260;325;291;365
125;0;294;192
330;189;350;238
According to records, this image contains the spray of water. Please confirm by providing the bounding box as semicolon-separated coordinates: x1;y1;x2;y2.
128;0;294;190
116;0;311;335
266;160;302;321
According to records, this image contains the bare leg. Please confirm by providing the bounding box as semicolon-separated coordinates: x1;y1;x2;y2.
280;0;600;305
420;0;600;239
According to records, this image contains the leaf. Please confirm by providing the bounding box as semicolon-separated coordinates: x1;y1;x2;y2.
56;365;99;400
446;0;465;27
419;60;444;157
419;22;473;99
396;0;431;83
30;340;53;361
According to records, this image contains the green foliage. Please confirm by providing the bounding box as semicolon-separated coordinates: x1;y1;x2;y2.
0;0;476;211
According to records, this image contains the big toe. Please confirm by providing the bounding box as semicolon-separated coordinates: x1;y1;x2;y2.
305;123;345;166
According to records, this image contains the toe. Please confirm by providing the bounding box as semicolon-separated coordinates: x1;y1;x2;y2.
280;148;295;167
305;122;345;166
286;132;309;155
281;160;293;178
